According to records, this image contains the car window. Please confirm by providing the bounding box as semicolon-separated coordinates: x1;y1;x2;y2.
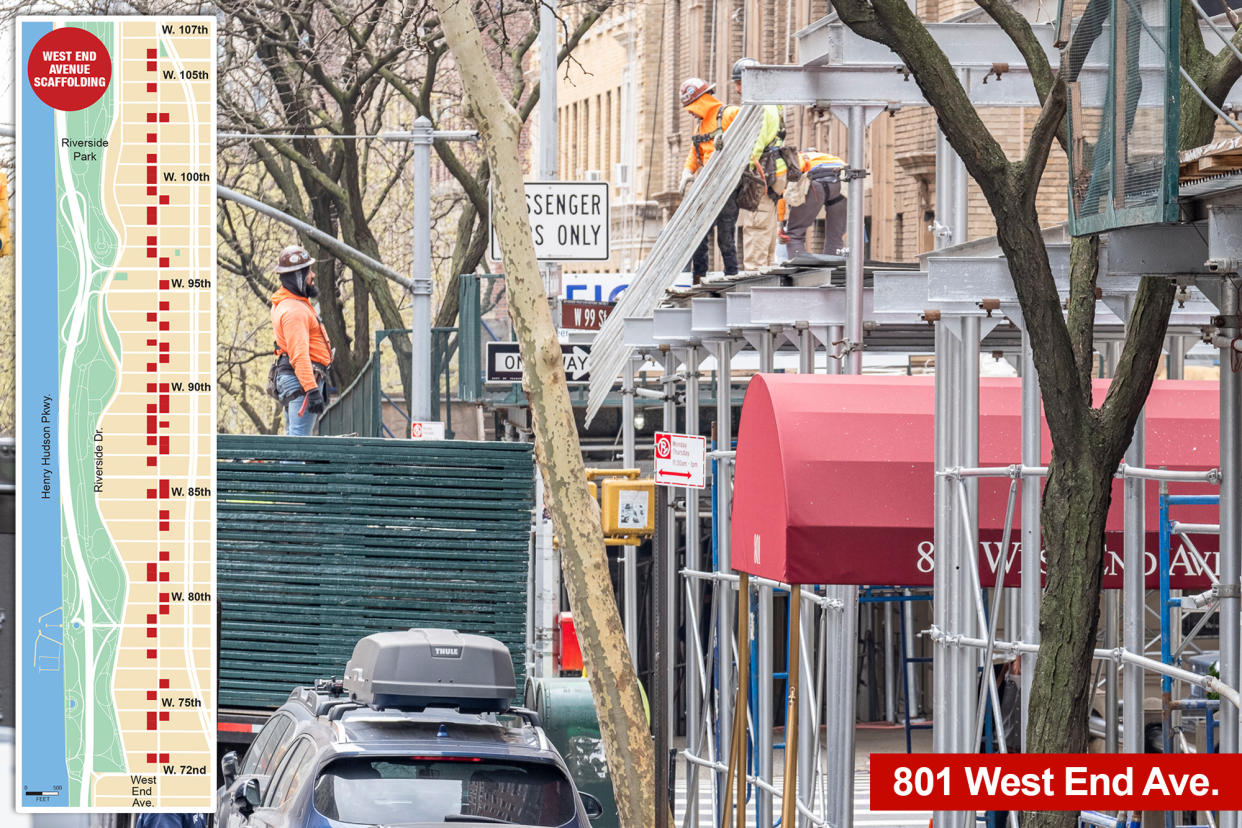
311;756;578;827
240;713;293;776
265;737;315;809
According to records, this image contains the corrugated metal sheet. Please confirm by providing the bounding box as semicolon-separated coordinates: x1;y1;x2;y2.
217;436;534;709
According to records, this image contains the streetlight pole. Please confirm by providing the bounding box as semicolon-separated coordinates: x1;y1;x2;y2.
411;117;434;425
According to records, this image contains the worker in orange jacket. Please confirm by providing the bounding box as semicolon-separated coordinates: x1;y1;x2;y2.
679;77;740;283
270;244;333;436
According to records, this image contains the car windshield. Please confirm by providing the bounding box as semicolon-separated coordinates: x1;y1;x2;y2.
312;755;578;826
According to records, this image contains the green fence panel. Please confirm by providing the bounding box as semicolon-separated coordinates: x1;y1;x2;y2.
217;435;534;709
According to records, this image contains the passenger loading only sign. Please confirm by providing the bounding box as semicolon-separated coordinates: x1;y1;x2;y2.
489;180;610;262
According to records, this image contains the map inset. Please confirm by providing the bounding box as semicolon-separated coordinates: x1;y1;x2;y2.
17;17;216;812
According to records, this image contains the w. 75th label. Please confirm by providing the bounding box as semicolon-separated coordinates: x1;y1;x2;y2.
870;754;1242;811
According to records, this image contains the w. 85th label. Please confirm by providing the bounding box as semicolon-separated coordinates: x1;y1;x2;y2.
871;755;1242;811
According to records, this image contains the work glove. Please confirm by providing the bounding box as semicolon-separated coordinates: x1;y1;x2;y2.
303;387;325;415
679;168;695;196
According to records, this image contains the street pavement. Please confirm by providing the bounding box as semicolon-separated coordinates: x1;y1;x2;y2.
672;722;934;827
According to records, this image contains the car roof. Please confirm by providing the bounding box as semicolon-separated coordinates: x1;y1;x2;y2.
276;694;558;763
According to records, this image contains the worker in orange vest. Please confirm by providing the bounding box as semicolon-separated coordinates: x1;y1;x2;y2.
270;244;334;436
679;77;740;283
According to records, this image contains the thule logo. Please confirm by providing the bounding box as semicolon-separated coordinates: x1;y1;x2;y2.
433;646;462;658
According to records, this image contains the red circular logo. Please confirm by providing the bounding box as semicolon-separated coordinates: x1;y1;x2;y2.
655;435;672;459
27;27;112;112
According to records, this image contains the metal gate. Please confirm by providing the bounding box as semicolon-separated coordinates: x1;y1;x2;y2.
216;435;534;708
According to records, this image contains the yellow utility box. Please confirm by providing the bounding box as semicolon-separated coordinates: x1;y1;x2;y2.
600;478;655;535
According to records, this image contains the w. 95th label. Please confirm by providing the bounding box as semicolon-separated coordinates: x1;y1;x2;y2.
870;755;1242;811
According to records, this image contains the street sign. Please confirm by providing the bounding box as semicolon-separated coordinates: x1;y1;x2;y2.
486;341;592;384
562;271;693;302
653;431;707;489
410;421;446;440
489;180;610;262
560;300;614;331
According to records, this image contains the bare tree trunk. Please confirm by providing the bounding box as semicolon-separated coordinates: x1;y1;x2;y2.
431;3;656;827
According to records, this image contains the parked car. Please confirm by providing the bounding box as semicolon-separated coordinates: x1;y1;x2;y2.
216;629;603;828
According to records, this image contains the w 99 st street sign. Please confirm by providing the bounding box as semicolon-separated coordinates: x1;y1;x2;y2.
489;181;610;262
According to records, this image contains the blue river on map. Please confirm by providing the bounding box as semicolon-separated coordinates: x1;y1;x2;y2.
20;18;71;806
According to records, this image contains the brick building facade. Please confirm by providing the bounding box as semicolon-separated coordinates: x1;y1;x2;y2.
537;0;1073;270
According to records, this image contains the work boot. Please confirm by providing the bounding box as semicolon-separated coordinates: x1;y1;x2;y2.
693;273;705;286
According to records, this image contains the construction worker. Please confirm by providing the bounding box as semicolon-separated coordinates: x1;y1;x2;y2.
780;150;848;256
731;57;787;271
270;244;333;436
807;150;848;253
680;77;739;283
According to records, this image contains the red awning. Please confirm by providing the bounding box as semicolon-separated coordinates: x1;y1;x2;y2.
731;374;1221;589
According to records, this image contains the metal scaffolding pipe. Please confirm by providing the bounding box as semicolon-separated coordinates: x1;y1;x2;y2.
827;325;844;375
799;326;815;374
715;337;736;827
903;590;919;720
1166;335;1185;380
662;351;678;828
845;106;865;376
797;328;817;827
684;345;705;825
928;628;1241;709
1220;278;1241;811
798;597;816;828
756;331;774;826
682;569;845;610
1123;372;1145;753
961;315;981;760
932;319;955;828
781;585;803;828
757;583;774;825
622;356;637;658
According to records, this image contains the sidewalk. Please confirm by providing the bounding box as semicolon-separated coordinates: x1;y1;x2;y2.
673;721;934;827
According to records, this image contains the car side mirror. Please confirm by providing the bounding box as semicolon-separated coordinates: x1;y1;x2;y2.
240;777;263;814
579;792;604;821
220;751;239;787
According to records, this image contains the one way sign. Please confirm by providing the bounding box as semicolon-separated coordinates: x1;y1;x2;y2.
485;341;592;384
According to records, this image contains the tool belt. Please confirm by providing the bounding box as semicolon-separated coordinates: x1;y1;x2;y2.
269;352;330;404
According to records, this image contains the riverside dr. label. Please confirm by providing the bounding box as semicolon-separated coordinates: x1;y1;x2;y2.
17;16;217;812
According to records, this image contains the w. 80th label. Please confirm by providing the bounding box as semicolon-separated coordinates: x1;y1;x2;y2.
871;755;1242;811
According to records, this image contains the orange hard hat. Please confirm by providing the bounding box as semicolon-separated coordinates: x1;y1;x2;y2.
679;77;715;107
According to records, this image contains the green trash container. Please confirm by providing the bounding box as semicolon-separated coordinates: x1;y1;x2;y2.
526;676;618;828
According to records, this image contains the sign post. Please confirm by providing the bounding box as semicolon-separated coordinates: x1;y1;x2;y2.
653;431;707;489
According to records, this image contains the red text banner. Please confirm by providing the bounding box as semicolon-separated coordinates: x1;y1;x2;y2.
870;754;1242;812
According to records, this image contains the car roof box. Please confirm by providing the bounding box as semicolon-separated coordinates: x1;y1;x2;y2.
343;629;516;713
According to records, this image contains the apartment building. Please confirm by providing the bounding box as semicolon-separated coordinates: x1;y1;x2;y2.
537;0;1072;269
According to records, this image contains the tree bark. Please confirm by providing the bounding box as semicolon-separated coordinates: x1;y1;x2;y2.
431;3;656;827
